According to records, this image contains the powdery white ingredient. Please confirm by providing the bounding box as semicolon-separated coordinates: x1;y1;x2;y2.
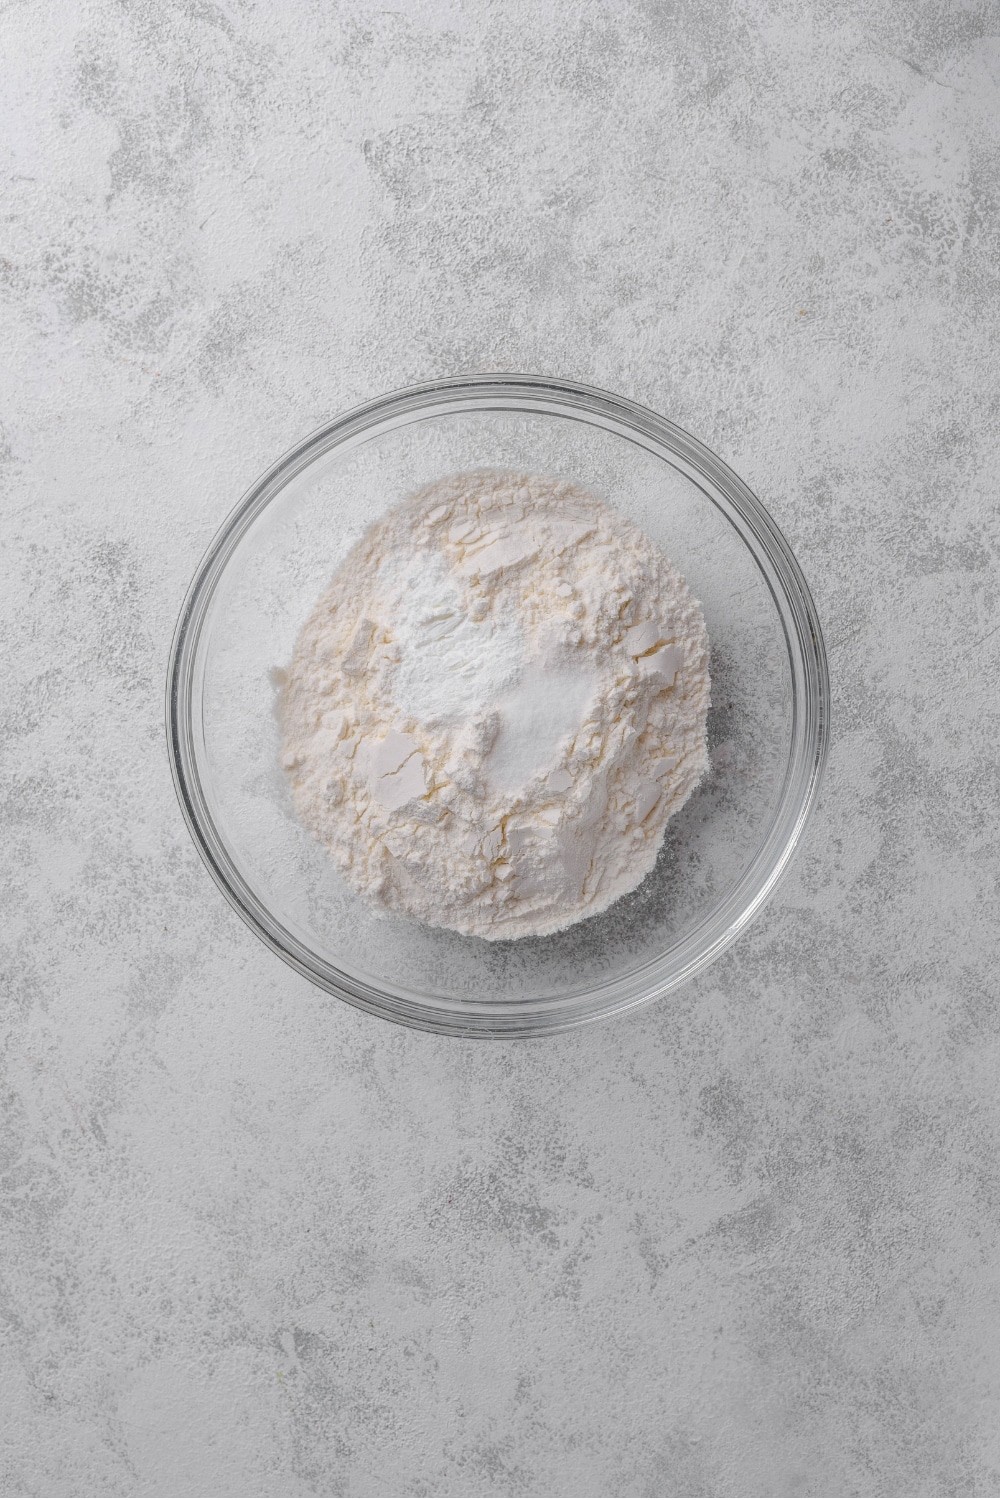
280;470;710;940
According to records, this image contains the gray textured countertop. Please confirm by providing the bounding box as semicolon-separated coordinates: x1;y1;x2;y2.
3;1;999;1495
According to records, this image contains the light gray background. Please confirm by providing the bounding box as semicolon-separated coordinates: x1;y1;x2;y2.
2;1;998;1496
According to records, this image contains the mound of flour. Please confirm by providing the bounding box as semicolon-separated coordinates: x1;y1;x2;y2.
280;471;710;940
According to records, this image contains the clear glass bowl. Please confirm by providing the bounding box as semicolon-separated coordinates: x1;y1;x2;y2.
167;375;829;1037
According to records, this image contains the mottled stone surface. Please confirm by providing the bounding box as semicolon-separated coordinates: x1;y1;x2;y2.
2;1;999;1495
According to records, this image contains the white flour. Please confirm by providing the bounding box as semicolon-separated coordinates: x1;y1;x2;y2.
280;471;710;940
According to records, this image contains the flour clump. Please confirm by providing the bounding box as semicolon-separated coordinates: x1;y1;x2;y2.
280;471;710;940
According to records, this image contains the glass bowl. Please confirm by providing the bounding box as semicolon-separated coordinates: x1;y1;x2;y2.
167;375;829;1037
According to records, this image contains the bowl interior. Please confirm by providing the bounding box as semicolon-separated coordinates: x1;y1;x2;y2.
179;390;805;1032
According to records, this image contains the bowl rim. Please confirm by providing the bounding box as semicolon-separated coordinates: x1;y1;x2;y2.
166;373;830;1037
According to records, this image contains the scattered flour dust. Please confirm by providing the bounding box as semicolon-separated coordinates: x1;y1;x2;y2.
280;471;710;940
